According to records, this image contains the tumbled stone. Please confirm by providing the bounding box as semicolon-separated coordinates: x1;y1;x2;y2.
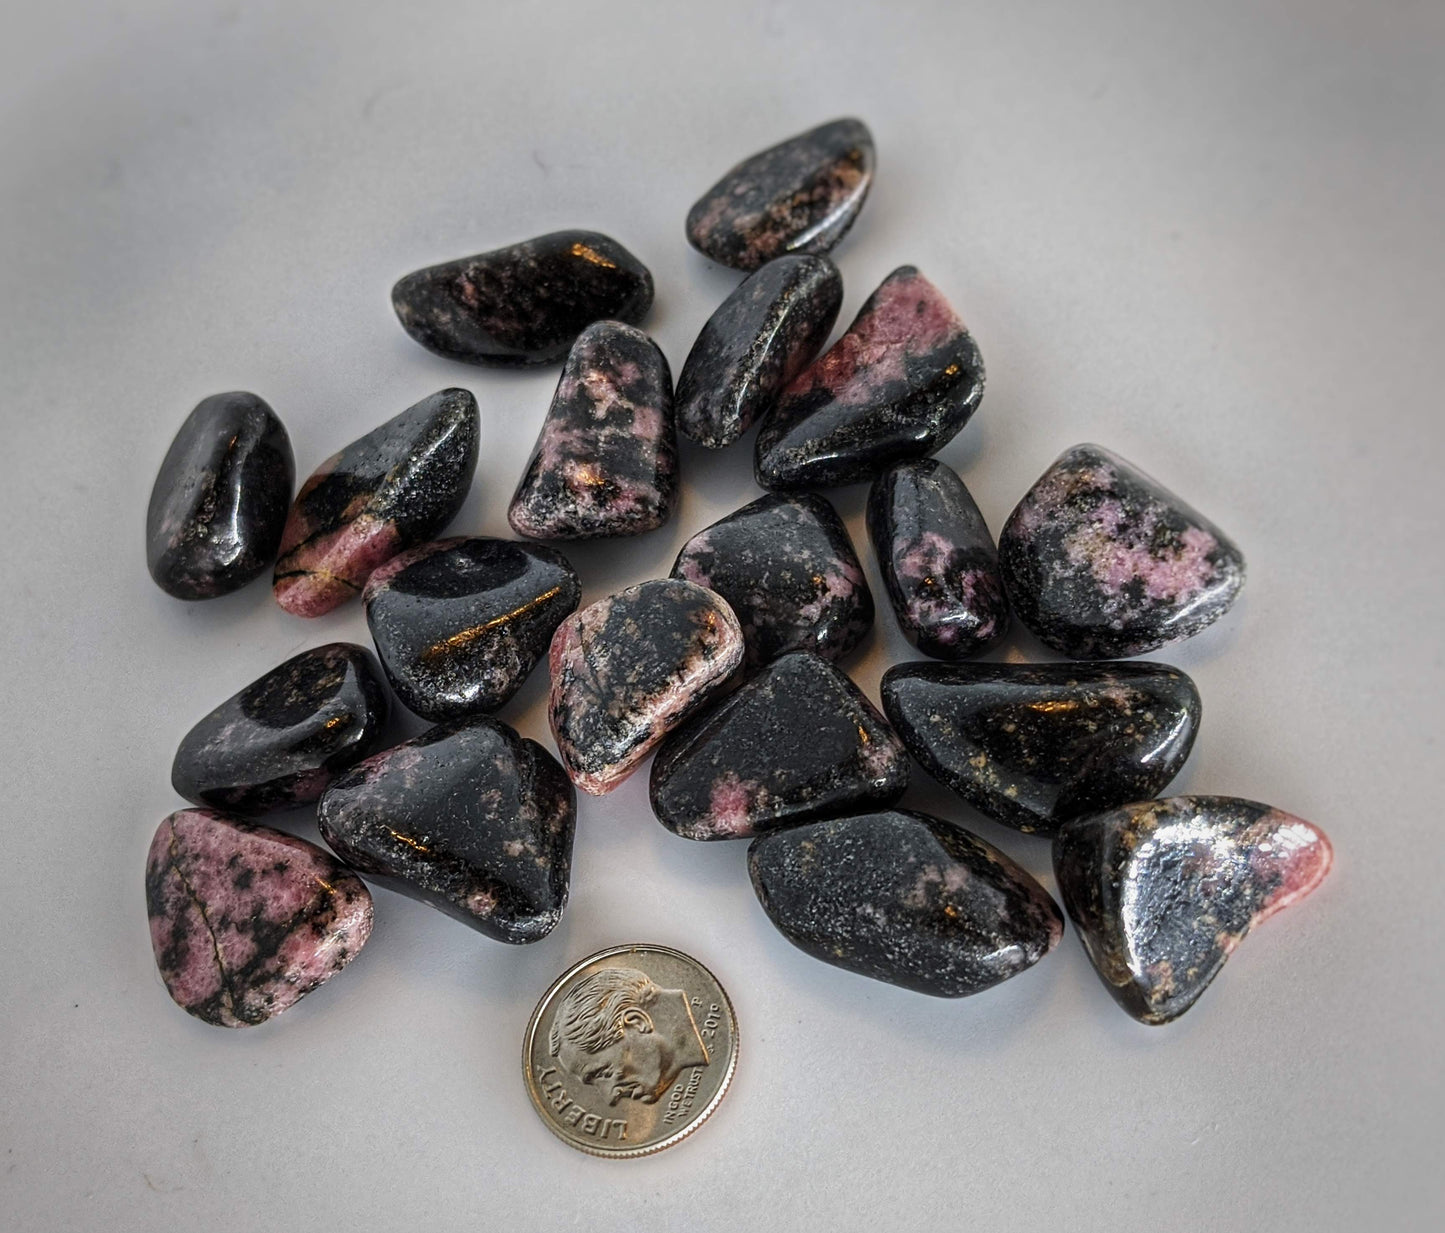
867;459;1009;658
675;255;843;449
508;321;678;540
1053;796;1332;1024
998;444;1246;659
273;388;479;617
881;661;1200;836
171;643;388;814
755;266;984;490
650;652;909;841
671;493;872;669
363;537;580;722
548;579;744;795
748;809;1063;997
392;230;654;366
685;118;874;271
146;392;294;600
145;808;373;1027
318;717;575;943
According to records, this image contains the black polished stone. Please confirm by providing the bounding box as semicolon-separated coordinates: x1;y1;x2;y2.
650;652;909;841
318;717;576;943
146;392;294;600
392;230;654;366
867;459;1009;659
748;809;1063;997
363;537;581;722
171;643;388;815
671;492;872;669
675;255;843;449
1054;796;1333;1024
881;661;1201;836
755;266;984;491
685;118;874;271
998;443;1246;658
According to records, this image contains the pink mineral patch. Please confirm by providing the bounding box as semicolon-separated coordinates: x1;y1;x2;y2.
274;513;403;617
1246;809;1334;928
706;772;759;838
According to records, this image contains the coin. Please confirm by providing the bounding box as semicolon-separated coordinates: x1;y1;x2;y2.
522;943;739;1158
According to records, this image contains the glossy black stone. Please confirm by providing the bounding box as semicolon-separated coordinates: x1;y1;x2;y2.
391;230;654;366
650;652;909;841
998;444;1246;658
755;266;984;491
881;661;1201;836
675;255;843;449
670;493;872;669
171;643;389;815
146;392;294;600
363;537;581;722
1054;796;1333;1024
748;809;1063;997
867;459;1010;659
318;717;576;943
685;118;875;271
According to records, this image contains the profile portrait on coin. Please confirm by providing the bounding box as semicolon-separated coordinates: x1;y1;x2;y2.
548;965;710;1105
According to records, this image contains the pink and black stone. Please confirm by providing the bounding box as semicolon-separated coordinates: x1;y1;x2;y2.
675;255;843;449
671;493;872;669
881;661;1200;837
145;808;373;1028
685;118;874;271
548;579;744;795
317;717;575;943
1053;796;1332;1024
363;537;580;722
146;392;294;600
508;321;678;540
998;444;1246;659
754;266;984;491
392;230;653;366
273;388;479;618
650;651;908;841
171;643;388;815
867;459;1009;659
748;809;1063;997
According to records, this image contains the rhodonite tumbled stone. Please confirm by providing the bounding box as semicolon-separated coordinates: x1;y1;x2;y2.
755;266;984;491
145;808;373;1027
675;255;843;449
748;809;1063;997
146;392;294;600
650;651;909;841
392;230;654;366
548;579;744;795
1053;796;1332;1024
508;321;678;540
881;661;1200;836
363;537;580;722
671;493;872;668
273;388;479;617
171;643;388;814
685;118;875;271
998;444;1246;658
867;459;1009;658
318;718;575;943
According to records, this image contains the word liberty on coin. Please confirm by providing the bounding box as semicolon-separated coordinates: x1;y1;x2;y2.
522;944;738;1158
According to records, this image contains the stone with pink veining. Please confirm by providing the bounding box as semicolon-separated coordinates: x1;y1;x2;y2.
145;808;373;1028
998;443;1245;659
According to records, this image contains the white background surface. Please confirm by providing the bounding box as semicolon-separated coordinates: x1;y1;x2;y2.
2;2;1441;1229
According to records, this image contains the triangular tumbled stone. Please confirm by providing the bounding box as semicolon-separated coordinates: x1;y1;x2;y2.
508;321;678;540
1053;796;1332;1024
881;661;1200;836
650;652;909;840
755;266;984;490
318;717;576;943
145;809;373;1027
